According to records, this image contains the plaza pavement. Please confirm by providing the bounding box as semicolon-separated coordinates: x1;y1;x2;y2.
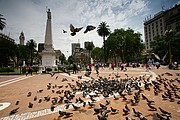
0;66;179;120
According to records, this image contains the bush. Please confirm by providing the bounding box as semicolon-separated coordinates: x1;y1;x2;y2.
46;68;52;72
66;65;73;70
0;67;14;72
58;67;64;71
32;66;39;73
54;68;57;71
22;67;27;73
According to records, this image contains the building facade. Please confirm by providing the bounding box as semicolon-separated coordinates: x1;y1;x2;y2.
144;4;180;50
71;43;80;55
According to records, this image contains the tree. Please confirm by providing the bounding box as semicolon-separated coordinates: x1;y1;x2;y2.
85;42;95;63
0;39;16;67
91;47;104;62
106;28;144;63
26;39;37;66
68;55;74;64
59;54;67;64
97;22;110;63
0;14;6;30
150;34;180;64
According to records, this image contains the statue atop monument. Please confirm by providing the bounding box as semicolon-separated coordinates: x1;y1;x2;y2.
47;9;51;19
44;8;53;51
19;31;25;45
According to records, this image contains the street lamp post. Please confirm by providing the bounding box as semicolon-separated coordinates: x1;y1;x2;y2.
165;29;173;69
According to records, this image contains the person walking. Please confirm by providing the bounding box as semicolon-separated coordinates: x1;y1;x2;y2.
95;62;100;75
73;63;77;74
111;61;115;70
26;65;33;76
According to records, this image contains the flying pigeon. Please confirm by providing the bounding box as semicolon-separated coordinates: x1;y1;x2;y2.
84;25;96;33
63;29;67;33
70;24;83;36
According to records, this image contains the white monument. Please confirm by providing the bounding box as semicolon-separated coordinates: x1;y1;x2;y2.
41;8;56;67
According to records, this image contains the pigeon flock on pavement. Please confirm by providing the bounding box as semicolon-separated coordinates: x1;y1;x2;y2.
8;71;180;120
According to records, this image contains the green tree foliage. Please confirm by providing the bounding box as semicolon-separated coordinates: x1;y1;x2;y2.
0;39;16;67
106;28;144;62
68;55;74;64
85;42;95;63
150;34;180;63
91;47;104;62
97;22;110;63
59;54;67;64
0;14;6;30
150;35;167;60
26;39;37;65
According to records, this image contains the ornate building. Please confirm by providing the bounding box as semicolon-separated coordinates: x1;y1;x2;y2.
144;4;180;50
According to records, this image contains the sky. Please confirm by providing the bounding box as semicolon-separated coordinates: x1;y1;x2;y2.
0;0;179;58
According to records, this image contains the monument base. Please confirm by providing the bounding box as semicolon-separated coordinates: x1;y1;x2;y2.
41;50;56;68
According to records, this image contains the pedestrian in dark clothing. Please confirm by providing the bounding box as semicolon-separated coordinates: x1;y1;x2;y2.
26;66;33;76
111;61;115;70
73;63;77;74
95;63;99;74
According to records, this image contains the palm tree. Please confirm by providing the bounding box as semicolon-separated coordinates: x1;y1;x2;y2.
97;22;110;63
26;39;37;66
0;14;6;30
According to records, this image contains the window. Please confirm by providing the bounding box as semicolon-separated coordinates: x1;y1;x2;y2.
160;19;162;22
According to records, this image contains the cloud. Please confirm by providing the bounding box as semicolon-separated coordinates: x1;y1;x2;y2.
0;0;150;57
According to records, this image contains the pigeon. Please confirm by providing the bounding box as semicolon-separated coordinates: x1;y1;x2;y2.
79;97;84;103
63;29;67;33
28;102;33;108
105;100;110;105
110;107;119;113
15;101;19;105
63;111;73;117
65;104;70;109
99;103;106;108
70;24;83;36
27;92;32;97
94;108;102;114
9;107;20;115
37;89;43;93
38;98;42;103
123;108;129;115
113;95;119;100
88;102;94;108
159;107;171;115
146;98;155;105
147;103;157;111
59;110;64;117
132;108;142;117
50;105;55;111
97;115;107;120
84;25;96;33
34;96;37;101
90;97;96;102
83;102;86;107
125;104;130;111
72;104;80;110
156;113;165;119
142;94;147;100
49;72;55;77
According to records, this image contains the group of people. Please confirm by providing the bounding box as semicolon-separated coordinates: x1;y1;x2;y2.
72;63;81;74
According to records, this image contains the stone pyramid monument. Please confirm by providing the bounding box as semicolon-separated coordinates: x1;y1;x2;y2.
41;8;56;67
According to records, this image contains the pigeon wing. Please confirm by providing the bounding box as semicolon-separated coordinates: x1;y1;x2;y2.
70;24;75;32
76;27;83;32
